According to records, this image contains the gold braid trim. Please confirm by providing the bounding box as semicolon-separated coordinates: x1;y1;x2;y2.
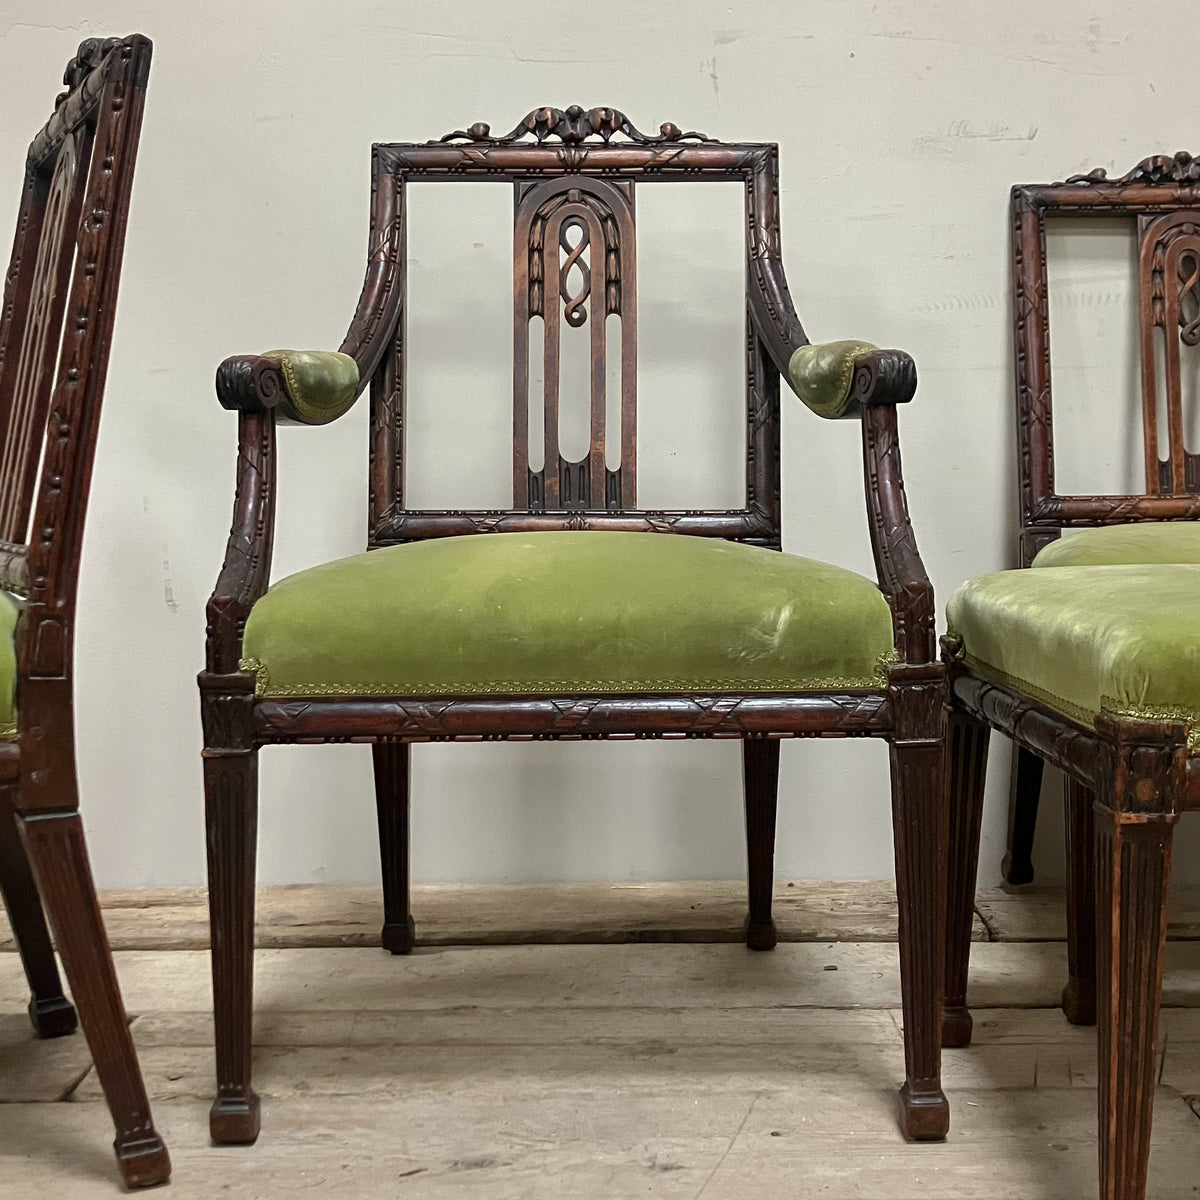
239;653;896;700
957;651;1200;751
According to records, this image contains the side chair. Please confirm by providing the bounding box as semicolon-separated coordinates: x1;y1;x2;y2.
942;153;1200;1200
1000;154;1200;885
0;35;169;1188
204;105;949;1146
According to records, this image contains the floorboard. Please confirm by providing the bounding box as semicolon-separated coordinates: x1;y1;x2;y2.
0;884;1197;1196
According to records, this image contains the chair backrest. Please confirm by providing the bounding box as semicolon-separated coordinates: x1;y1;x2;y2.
361;106;804;552
0;36;150;682
1012;152;1200;564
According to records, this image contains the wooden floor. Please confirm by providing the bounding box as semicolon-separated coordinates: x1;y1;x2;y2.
2;882;1199;1197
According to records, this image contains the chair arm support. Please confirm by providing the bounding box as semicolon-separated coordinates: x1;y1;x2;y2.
789;342;918;420
206;410;277;674
860;404;935;665
215;349;361;426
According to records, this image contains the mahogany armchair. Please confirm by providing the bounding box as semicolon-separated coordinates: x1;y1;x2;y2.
0;36;169;1187
204;106;948;1146
942;154;1200;1200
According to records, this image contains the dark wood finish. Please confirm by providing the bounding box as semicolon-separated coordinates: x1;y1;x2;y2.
0;35;167;1187
1000;746;1042;884
889;663;949;1140
945;647;1194;1200
373;739;414;954
1062;779;1097;1026
742;738;779;952
941;707;988;1049
204;105;945;1146
0;785;76;1036
1006;153;1200;878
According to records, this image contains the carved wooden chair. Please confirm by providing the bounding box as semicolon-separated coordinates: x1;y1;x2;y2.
1001;156;1200;886
204;104;948;1147
942;153;1200;1200
0;35;169;1188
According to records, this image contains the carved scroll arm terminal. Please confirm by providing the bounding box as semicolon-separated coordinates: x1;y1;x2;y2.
215;349;361;426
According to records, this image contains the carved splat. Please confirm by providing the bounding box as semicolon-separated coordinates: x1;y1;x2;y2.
1139;211;1200;493
514;177;636;510
0;134;83;547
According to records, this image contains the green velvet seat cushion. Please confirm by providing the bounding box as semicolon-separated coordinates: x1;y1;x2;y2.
947;564;1200;747
242;531;896;699
0;591;16;739
1032;522;1200;568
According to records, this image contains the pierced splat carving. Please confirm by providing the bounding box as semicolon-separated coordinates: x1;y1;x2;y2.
1139;211;1200;493
515;176;636;511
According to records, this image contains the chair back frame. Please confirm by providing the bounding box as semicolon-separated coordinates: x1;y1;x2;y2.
1012;152;1200;565
0;35;150;805
358;107;806;551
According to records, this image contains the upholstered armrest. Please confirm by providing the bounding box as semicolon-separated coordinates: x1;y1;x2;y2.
787;341;917;420
215;349;360;425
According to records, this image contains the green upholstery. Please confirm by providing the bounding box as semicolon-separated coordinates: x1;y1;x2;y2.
787;340;878;419
265;349;359;425
1032;522;1200;568
241;531;896;699
947;564;1200;747
0;591;17;739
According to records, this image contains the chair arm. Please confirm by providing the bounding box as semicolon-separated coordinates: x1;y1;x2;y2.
205;410;277;674
860;403;935;665
789;342;918;420
215;349;361;426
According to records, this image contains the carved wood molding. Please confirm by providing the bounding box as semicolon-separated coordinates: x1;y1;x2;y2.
1063;151;1200;187
436;106;713;147
252;692;892;744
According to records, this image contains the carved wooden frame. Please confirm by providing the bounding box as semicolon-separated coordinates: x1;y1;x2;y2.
1013;152;1200;566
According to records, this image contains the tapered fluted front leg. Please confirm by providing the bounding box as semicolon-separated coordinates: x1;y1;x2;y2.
941;708;989;1049
889;666;949;1141
1062;780;1096;1026
21;812;169;1186
742;738;779;951
1001;746;1043;885
373;739;415;954
0;786;76;1037
1094;804;1174;1200
205;746;261;1144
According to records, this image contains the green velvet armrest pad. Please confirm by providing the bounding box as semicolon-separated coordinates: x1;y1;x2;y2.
264;349;359;425
787;340;879;418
